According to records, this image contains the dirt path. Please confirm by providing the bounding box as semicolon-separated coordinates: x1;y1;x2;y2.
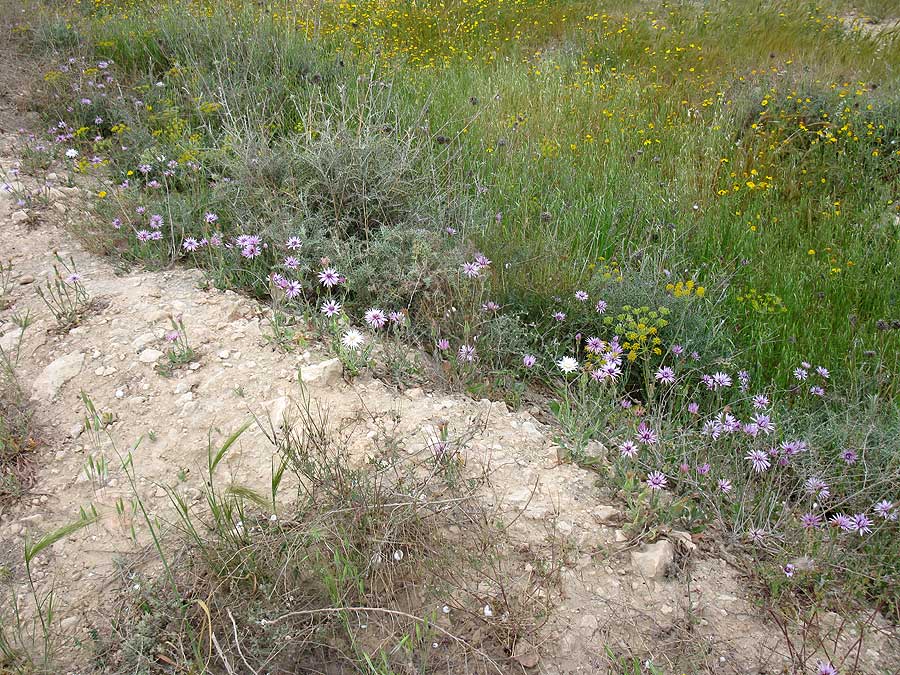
0;136;897;672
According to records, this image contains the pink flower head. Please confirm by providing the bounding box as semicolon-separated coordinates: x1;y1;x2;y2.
654;366;675;384
574;290;588;301
619;440;639;459
364;308;388;329
717;478;733;493
745;449;770;473
436;339;450;351
522;354;536;368
457;344;477;363
286;236;302;250
320;300;342;317
636;422;658;445
646;471;668;491
318;267;341;288
595;299;607;314
461;261;482;278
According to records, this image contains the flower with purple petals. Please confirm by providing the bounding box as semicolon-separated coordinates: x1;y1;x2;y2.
696;463;710;475
810;385;825;397
874;500;896;520
804;477;830;500
182;237;200;252
646;471;668;491
830;514;854;532
852;513;872;535
286;236;302;250
482;301;500;313
816;366;830;379
437;339;450;351
800;513;822;529
717;478;732;493
671;344;684;355
474;253;491;268
552;311;566;322
752;413;775;435
711;371;732;389
619;440;639;459
318;267;341;288
364;308;388;329
747;528;766;545
840;449;858;465
284;280;302;299
745;449;771;473
687;401;700;415
320;300;342;317
654;366;675;384
783;564;795;577
815;662;837;675
461;261;482;278
136;229;151;242
457;344;477;363
753;394;769;410
283;256;300;270
595;299;607;313
389;311;406;325
585;337;605;354
522;354;536;368
65;273;82;284
794;367;808;381
636;422;658;445
574;290;588;302
204;212;218;224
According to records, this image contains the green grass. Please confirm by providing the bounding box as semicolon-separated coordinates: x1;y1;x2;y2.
17;0;899;391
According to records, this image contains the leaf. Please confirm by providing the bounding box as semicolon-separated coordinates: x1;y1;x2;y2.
208;421;251;474
25;511;98;564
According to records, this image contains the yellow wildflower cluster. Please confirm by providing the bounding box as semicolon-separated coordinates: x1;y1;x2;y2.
735;288;787;315
609;305;670;362
665;279;705;299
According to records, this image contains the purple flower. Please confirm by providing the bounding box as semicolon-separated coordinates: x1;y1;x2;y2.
738;370;750;391
783;564;795;578
522;354;536;368
149;231;162;241
801;361;811;369
745;449;770;473
445;226;457;235
436;339;450;351
711;371;732;388
747;528;766;545
810;385;825;397
646;471;668;491
474;253;491;268
552;311;566;322
457;344;477;363
804;477;830;500
112;217;122;229
585;337;605;354
874;500;896;520
800;513;821;529
636;423;658;445
816;366;830;379
595;299;607;314
182;237;200;252
204;212;218;224
574;290;588;301
318;268;341;288
283;256;300;270
619;440;639;459
852;513;872;535
164;331;179;342
781;440;807;456
831;513;854;531
717;478;732;493
671;344;684;355
690;351;700;361
687;401;699;415
136;229;151;242
286;236;302;250
794;367;808;381
654;366;675;384
364;308;387;329
389;311;406;324
815;662;837;675
752;413;775;435
284;280;302;299
696;463;710;475
840;449;858;465
461;261;482;278
482;301;500;312
320;300;342;317
65;273;82;284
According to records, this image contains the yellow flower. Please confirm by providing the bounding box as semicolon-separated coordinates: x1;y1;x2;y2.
97;191;107;199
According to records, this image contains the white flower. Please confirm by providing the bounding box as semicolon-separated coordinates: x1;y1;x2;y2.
392;549;404;562
341;328;365;351
483;604;493;617
556;356;579;374
65;148;79;158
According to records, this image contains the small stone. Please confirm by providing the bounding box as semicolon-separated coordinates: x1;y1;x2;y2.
592;505;620;525
10;210;28;224
68;423;84;439
189;362;201;371
138;348;164;364
217;349;230;360
630;539;675;579
32;352;85;400
300;358;343;386
18;274;35;285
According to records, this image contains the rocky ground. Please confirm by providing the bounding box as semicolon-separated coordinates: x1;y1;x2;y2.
0;115;898;675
